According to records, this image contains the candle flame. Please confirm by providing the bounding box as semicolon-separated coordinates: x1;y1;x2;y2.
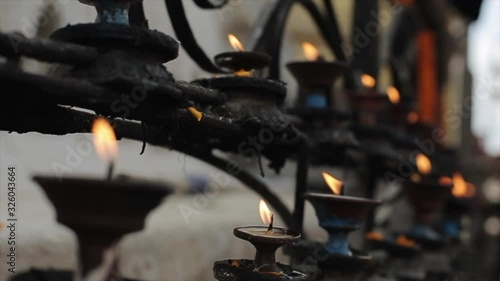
387;86;400;104
361;74;376;89
365;231;384;241
302;42;319;61
234;70;253;77
416;153;432;175
92;117;117;163
396;235;416;247
452;173;476;198
259;199;273;225
407;111;419;124
322;172;343;195
228;34;244;51
439;176;453;186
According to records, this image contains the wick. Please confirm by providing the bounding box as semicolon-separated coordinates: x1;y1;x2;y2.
266;214;274;234
107;161;114;181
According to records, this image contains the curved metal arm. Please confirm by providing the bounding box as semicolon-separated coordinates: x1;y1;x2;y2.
252;0;347;80
321;0;346;61
194;0;229;9
164;0;224;73
253;0;294;79
181;150;297;229
0;104;296;229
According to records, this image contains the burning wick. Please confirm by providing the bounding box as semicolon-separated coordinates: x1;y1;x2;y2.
259;199;274;234
106;162;114;181
267;214;274;233
92;117;117;181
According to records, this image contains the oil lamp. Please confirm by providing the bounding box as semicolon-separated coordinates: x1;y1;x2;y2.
404;153;452;246
347;75;390;126
287;42;347;108
384;86;421;132
213;200;307;281
215;34;271;76
287;173;380;280
33;117;173;276
285;43;357;168
441;173;476;240
192;34;288;155
304;172;381;256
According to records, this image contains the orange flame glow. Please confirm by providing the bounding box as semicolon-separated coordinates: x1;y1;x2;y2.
302;42;319;61
259;199;273;225
365;231;384;241
396;235;416;247
322;172;343;195
387;86;400;104
452;173;476;198
361;74;376;89
407;112;419;124
92;117;117;163
439;176;453;186
416;153;432;175
228;34;244;51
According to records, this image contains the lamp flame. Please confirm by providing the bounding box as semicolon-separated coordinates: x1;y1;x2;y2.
302;42;319;61
416;153;431;175
387;86;400;104
396;235;416;247
452;173;476;198
228;34;244;51
92;117;117;163
407;112;419;124
361;74;376;89
439;176;453;186
259;199;273;225
322;172;343;195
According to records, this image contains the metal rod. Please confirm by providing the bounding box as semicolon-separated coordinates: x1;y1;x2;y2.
164;0;223;73
293;142;309;232
351;0;379;77
0;106;297;229
0;32;99;64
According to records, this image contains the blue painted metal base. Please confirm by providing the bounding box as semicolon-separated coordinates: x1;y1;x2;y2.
325;231;352;256
410;224;441;241
313;203;360;256
95;0;131;25
305;93;327;108
442;219;460;239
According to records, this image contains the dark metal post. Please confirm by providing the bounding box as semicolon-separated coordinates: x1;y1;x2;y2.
293;143;309;233
351;0;379;77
